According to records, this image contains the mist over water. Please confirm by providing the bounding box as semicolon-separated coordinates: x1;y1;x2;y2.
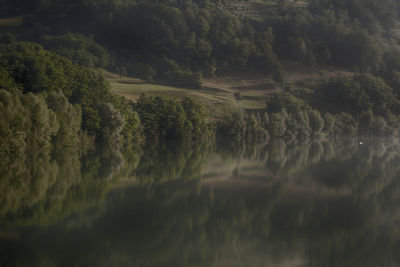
1;138;400;267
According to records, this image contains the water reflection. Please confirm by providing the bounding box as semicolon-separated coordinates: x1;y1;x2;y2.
1;138;400;266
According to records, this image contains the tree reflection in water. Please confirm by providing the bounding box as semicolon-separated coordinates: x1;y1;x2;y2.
1;138;400;267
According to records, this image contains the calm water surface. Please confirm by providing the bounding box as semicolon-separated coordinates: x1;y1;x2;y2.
1;139;400;267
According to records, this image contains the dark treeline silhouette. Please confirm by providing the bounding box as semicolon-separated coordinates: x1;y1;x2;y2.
3;0;400;81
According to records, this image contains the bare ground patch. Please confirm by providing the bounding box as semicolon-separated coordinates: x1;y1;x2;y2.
202;71;278;95
283;61;354;89
202;62;354;95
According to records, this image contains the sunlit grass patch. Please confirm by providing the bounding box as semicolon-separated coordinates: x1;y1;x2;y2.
105;73;224;104
103;69;269;108
240;99;266;110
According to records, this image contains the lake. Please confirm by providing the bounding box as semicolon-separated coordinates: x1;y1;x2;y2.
1;138;400;267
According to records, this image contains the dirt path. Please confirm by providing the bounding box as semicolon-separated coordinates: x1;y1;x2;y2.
202;70;279;97
283;61;354;88
202;62;354;94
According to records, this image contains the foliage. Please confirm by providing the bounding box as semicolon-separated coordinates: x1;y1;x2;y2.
266;93;310;114
135;94;213;143
181;96;213;139
0;41;138;146
41;33;110;68
0;89;59;217
2;0;400;87
46;91;82;147
316;74;399;116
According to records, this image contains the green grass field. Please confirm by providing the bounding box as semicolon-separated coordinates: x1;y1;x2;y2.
240;99;267;109
102;69;248;107
105;72;269;110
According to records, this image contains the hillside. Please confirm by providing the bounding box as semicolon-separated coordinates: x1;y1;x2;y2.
2;0;400;143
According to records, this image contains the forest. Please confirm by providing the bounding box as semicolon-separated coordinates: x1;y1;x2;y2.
2;0;400;183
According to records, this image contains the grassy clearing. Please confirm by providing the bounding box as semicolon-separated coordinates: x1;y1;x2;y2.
240;99;267;109
102;69;229;104
104;67;271;110
103;60;352;111
0;16;23;27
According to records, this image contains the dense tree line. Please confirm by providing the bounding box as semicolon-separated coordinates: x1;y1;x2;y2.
216;69;400;141
1;0;400;82
0;41;122;146
135;94;213;143
2;0;283;86
3;0;397;83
